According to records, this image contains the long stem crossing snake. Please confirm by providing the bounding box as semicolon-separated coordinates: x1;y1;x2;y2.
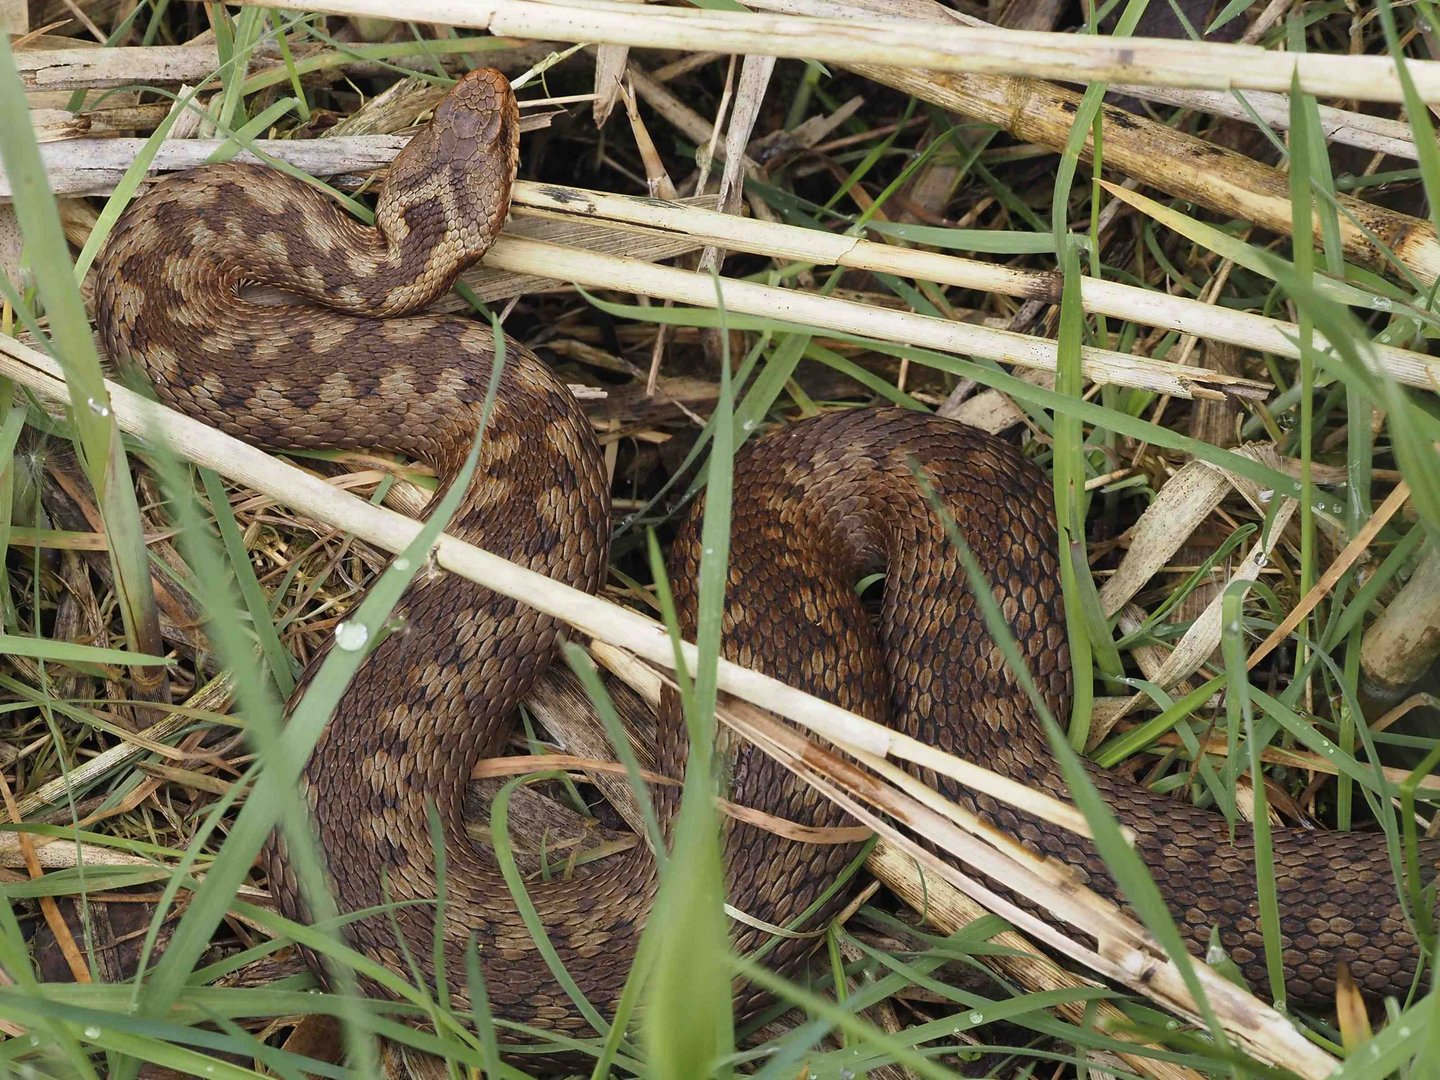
93;68;1435;1045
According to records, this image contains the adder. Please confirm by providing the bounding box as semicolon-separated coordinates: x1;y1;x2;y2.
93;67;1436;1042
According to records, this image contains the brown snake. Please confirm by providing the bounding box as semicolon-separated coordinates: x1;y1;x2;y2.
94;68;1434;1041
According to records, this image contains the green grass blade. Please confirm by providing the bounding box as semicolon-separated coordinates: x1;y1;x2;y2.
1220;584;1284;1006
644;269;737;1076
0;34;169;715
199;469;296;698
488;771;613;1036
561;641;665;858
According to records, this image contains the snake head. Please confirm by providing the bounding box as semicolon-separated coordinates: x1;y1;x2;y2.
378;68;520;267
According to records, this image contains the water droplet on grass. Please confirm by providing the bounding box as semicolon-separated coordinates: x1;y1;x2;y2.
335;621;369;651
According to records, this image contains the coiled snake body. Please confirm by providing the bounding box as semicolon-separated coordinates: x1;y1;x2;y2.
95;69;1433;1037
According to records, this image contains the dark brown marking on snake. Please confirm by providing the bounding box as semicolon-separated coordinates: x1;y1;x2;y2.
93;67;1438;1052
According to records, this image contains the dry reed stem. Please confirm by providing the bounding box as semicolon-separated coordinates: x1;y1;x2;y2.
485;234;1261;400
1108;84;1421;161
1;129;562;197
0;136;408;197
816;0;1425;160
16;42;245;91
1143;731;1440;799
0;838;170;870
14;36;537;93
1360;542;1440;694
867;841;1204;1080
219;0;1440;104
849;61;1440;288
1247;481;1413;671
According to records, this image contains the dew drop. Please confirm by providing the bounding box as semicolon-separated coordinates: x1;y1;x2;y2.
85;396;110;418
1257;488;1274;503
1372;296;1393;311
1166;1019;1180;1030
968;1011;984;1024
335;621;369;651
1399;1025;1413;1038
742;419;757;432
83;1026;101;1039
392;557;412;572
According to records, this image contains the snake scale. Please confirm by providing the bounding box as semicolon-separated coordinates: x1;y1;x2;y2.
94;68;1434;1040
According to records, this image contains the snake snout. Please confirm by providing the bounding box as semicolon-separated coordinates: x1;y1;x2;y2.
431;68;517;162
